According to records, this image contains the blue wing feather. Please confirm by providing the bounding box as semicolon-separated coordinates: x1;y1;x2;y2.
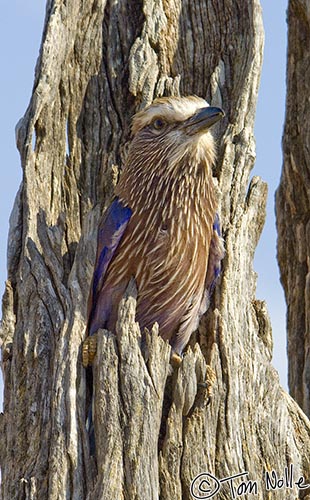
199;213;225;316
88;197;132;334
209;213;223;287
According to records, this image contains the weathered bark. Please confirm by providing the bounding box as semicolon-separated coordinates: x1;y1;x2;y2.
276;0;310;418
1;0;310;499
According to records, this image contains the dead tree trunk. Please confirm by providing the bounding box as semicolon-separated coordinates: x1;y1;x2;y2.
1;0;310;499
276;0;310;418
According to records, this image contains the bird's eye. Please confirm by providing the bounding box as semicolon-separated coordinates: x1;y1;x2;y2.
152;118;166;130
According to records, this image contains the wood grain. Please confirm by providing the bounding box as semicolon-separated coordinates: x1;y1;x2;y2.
1;0;310;498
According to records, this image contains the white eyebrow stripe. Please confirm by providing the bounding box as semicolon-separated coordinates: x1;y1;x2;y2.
131;96;209;134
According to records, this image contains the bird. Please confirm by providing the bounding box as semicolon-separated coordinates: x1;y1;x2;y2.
83;95;225;367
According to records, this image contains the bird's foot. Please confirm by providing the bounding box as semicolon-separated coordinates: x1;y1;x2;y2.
197;365;216;405
170;351;183;368
82;335;97;367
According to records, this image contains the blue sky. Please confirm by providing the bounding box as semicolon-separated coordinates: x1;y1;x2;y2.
0;1;288;409
253;0;288;387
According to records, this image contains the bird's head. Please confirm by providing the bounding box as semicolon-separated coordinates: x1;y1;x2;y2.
127;96;224;174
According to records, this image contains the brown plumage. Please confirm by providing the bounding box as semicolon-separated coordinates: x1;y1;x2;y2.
88;95;224;355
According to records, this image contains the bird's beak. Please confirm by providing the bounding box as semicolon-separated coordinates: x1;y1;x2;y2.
182;106;225;135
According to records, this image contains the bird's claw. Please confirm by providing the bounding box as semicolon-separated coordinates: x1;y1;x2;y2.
198;366;216;405
82;335;97;367
170;352;183;368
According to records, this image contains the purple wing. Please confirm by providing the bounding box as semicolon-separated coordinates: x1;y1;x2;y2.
87;197;132;335
199;213;225;315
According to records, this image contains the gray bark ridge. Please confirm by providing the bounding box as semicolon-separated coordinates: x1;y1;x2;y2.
1;0;310;499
